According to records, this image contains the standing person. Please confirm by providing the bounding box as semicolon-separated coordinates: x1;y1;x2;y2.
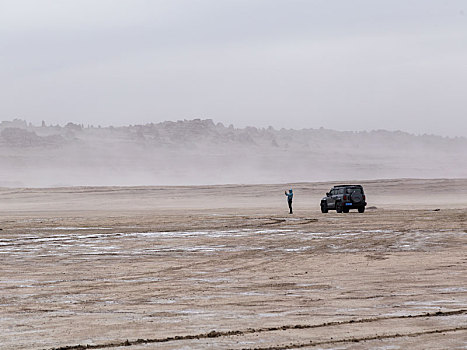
285;189;293;214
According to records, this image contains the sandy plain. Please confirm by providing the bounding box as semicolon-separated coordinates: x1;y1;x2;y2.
0;178;466;350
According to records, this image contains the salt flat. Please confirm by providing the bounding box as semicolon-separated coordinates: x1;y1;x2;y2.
0;178;466;349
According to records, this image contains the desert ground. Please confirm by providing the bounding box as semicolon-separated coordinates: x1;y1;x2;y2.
0;178;466;349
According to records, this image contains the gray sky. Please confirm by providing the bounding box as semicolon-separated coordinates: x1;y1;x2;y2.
1;0;466;136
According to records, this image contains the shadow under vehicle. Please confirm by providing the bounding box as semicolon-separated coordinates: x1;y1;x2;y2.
321;185;367;213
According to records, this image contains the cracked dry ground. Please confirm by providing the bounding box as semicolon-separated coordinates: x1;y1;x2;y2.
0;186;466;349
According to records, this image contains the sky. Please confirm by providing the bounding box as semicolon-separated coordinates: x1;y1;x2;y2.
1;0;466;137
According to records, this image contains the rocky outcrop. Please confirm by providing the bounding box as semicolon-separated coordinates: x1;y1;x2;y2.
0;128;65;147
0;119;466;186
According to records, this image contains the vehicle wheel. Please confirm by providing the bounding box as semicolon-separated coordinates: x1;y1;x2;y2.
321;202;328;213
358;206;365;213
336;203;343;213
343;207;349;213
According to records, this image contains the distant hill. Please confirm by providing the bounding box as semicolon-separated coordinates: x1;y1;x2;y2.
0;119;466;187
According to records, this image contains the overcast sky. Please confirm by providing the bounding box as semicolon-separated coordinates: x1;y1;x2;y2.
1;0;466;136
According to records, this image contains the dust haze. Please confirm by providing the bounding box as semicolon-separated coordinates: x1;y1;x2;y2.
0;118;466;187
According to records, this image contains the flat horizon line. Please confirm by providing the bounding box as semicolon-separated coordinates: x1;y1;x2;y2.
2;177;466;191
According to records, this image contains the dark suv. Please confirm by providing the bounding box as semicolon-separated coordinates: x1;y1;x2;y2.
321;185;367;213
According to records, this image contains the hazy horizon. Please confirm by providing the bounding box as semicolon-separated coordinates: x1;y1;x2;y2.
1;1;467;137
1;118;466;187
2;117;467;139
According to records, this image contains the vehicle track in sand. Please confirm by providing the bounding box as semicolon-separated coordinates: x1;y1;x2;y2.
237;327;466;350
46;309;466;350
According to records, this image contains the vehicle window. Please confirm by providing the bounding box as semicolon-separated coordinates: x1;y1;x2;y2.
338;189;344;194
347;188;362;194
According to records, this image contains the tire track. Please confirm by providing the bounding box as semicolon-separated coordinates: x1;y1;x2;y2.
237;326;467;350
45;309;466;350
